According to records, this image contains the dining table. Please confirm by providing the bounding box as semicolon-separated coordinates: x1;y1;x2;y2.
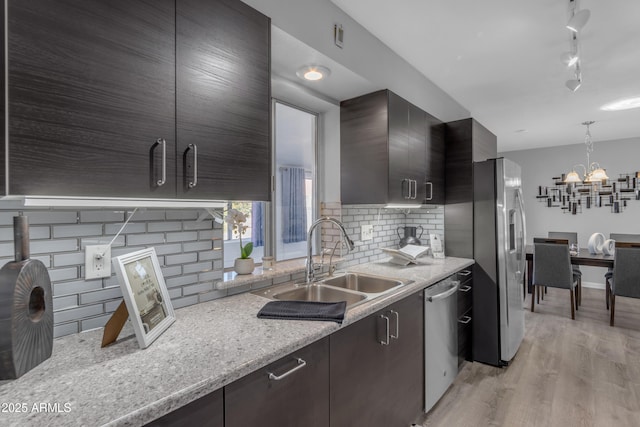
525;245;614;293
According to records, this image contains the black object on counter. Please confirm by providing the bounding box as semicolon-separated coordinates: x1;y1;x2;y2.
257;301;346;324
0;216;53;380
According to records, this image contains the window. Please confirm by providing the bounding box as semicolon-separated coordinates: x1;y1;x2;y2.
223;101;317;268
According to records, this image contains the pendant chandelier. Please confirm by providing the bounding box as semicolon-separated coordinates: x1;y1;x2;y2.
564;121;609;184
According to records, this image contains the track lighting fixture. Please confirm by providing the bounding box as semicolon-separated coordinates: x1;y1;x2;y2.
563;0;589;91
567;9;591;33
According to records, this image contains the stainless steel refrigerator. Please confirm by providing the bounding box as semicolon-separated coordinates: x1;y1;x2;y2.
473;158;526;366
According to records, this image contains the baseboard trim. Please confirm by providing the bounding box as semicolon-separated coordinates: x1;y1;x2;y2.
581;281;605;290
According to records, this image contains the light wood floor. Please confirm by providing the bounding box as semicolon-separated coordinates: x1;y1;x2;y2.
420;287;640;427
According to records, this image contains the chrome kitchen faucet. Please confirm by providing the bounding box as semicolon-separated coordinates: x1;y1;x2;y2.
305;217;355;284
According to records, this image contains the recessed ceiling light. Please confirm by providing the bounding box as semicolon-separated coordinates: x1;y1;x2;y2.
296;65;331;81
601;97;640;111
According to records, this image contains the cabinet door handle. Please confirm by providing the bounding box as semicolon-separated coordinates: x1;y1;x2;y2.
402;179;411;199
187;143;198;188
459;270;472;276
267;358;307;381
411;180;418;199
458;315;472;325
390;310;400;339
379;314;390;345
155;138;167;187
425;182;433;201
459;285;472;293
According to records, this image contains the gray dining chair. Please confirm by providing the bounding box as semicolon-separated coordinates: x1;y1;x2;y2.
548;232;582;305
532;238;580;319
609;242;640;326
605;233;640;310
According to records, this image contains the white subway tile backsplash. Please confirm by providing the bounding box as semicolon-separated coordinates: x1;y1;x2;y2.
79;286;123;305
183;282;214;295
80;314;113;332
183;261;213;274
48;267;79;282
198;289;227;302
53;252;85;267
80;210;125;223
166;252;198;265
183;240;213;252
165;210;200;220
0;206;226;339
148;221;182;232
26;211;79;225
183;220;213;231
54;279;103;296
126;233;166;246
171;295;199;309
31;239;79;254
53;294;78;311
166;231;199;242
52;224;102;238
54;322;79;339
104;222;146;235
55;304;104;323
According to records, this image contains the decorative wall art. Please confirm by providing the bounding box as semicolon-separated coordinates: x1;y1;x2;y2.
537;171;640;214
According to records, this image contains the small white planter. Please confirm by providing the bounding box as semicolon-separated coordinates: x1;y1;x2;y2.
234;258;255;275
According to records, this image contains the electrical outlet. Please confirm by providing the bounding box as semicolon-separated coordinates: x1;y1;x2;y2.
361;224;374;241
85;245;111;279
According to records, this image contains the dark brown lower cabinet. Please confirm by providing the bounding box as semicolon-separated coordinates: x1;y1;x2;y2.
456;269;473;366
145;388;223;427
225;337;329;427
329;292;424;427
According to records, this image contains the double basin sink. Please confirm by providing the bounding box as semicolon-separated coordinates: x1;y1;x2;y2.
252;272;412;310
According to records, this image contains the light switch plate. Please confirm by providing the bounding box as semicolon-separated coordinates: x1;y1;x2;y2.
85;245;111;279
361;224;374;241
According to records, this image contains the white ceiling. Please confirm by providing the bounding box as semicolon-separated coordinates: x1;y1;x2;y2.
271;26;378;112
315;0;640;152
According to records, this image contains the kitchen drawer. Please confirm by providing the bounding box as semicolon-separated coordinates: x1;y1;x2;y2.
456;268;473;285
457;280;473;318
457;309;472;367
225;337;329;427
145;388;223;427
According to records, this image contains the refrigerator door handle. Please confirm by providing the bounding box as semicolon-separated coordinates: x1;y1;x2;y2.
516;188;527;282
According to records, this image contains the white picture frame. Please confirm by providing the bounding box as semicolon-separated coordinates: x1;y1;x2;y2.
112;247;175;349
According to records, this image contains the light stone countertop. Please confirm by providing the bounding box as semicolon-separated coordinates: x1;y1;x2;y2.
0;256;473;427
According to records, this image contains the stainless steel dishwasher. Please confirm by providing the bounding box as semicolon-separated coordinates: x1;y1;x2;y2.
424;276;459;413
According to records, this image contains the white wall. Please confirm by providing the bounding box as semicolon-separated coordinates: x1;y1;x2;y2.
501;137;640;286
243;0;469;123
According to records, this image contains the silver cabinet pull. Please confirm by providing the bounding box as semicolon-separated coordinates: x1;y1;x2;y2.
187;143;198;188
155;138;167;187
459;270;472;276
390;310;399;339
267;358;306;381
411;180;418;199
379;314;390;345
459;285;472;293
402;179;411;199
458;315;472;325
425;181;433;200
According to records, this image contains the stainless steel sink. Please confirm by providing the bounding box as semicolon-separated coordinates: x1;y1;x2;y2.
251;272;410;311
272;284;366;307
321;273;403;294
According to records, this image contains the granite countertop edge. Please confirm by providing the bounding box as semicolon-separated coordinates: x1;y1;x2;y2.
0;256;474;427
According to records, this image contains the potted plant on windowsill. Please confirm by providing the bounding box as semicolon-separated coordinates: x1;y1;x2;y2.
226;209;254;275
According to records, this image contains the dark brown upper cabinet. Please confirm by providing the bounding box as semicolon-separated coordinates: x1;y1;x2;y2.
177;0;271;201
2;0;271;201
340;89;444;205
4;0;176;198
444;118;497;258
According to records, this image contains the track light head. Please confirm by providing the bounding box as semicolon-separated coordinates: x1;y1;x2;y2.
567;9;591;32
566;78;582;92
561;51;579;67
